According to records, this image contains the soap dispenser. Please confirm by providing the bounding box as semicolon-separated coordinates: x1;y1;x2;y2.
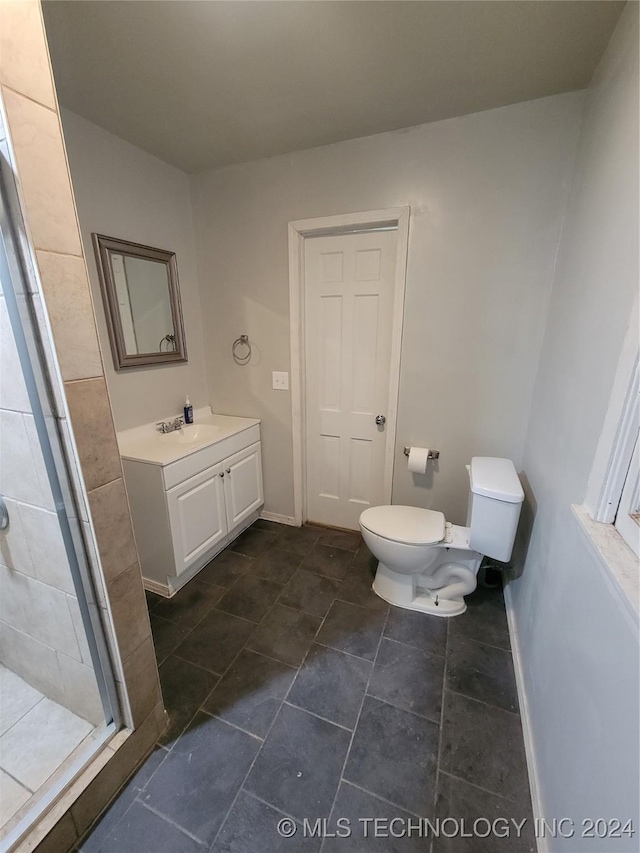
183;396;194;424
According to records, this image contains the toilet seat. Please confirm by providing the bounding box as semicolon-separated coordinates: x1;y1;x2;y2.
359;506;445;545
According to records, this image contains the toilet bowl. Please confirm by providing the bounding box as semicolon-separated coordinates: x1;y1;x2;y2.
360;506;482;616
359;457;524;617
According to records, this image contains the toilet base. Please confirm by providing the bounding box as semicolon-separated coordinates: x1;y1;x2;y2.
372;562;478;618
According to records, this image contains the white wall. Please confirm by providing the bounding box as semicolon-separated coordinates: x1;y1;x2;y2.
508;4;639;848
190;92;584;521
61;109;208;430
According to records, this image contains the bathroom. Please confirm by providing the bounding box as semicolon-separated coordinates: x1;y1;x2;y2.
0;0;638;851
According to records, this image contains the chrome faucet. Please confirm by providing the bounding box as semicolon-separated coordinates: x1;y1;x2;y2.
156;417;184;434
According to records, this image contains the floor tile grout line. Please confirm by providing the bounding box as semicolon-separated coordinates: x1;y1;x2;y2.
170;652;225;681
282;700;354;733
333;597;390;615
320;599;391;852
431;617;450;853
277;563;352;591
236;788;304;826
336;778;431;821
158;554;320;839
0;765;34;794
313;639;378;664
206;654;306;851
229;646;299;672
167;577;283;686
81;742;173;849
153;586;240;662
260;573;373;853
107;527;352;847
378;634;447;659
162;617;264;750
197;706;265;742
167;596;285;747
436;768;531;806
81;792;139;849
135;798;208;845
275;594;335;713
205;616;338;841
196;572;246;593
450;628;512;654
188;558;305;681
444;686;521;717
363;686;443;728
0;694;46;745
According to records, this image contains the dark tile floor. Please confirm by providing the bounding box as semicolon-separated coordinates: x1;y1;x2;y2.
79;520;535;853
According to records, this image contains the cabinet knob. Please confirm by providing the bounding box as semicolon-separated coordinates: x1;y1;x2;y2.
219;472;224;478
226;468;231;474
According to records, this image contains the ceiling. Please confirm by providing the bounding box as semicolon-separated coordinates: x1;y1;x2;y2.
43;1;625;175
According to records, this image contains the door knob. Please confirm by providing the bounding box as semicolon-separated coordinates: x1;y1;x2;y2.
375;415;386;426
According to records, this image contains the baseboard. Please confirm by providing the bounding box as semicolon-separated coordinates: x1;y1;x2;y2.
143;577;171;597
260;510;297;526
503;584;547;853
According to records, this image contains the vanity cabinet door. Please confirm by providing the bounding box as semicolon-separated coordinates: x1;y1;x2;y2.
223;442;264;530
167;463;228;575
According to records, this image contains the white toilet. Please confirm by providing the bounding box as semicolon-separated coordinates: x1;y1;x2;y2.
359;457;524;617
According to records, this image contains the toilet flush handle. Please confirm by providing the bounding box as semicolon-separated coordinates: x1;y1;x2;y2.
375;414;386;426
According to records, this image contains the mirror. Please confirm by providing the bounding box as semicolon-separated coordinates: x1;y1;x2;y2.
92;234;187;369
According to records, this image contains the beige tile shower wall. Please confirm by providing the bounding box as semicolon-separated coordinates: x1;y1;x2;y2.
0;2;164;846
0;282;103;724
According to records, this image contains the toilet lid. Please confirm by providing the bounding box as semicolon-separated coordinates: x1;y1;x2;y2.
360;506;445;545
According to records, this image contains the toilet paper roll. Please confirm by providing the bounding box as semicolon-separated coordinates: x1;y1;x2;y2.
408;446;430;474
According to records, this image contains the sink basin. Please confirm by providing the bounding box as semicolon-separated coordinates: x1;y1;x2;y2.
157;424;221;446
118;410;261;466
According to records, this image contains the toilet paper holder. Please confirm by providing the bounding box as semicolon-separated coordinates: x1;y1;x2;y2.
403;447;440;460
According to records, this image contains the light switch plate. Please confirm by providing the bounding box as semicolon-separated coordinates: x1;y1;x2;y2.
272;371;289;390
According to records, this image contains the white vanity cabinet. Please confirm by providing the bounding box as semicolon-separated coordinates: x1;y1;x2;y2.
166;461;228;576
222;443;264;527
167;443;263;576
118;412;263;596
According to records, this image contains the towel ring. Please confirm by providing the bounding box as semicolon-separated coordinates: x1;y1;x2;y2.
232;334;252;364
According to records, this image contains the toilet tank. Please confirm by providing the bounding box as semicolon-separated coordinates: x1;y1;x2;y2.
467;457;524;562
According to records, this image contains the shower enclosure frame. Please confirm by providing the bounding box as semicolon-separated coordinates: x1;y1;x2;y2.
0;140;121;851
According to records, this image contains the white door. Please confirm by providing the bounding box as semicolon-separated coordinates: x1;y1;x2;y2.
304;229;397;529
223;442;265;529
167;463;228;574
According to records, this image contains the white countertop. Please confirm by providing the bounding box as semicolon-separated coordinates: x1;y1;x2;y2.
117;408;260;466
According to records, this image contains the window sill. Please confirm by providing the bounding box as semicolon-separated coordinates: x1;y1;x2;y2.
572;504;639;624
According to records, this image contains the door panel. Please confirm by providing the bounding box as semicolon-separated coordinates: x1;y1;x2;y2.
167;464;227;574
348;437;373;504
352;293;380;412
319;434;341;499
224;442;264;529
319;294;343;410
304;229;397;529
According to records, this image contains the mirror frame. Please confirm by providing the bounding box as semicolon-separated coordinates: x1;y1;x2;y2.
92;233;188;369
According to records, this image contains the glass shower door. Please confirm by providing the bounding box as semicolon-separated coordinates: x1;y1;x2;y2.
0;125;118;850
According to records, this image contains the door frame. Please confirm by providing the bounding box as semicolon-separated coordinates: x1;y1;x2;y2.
288;206;410;526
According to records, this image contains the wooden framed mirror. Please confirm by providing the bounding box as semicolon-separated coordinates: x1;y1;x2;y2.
92;234;188;369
